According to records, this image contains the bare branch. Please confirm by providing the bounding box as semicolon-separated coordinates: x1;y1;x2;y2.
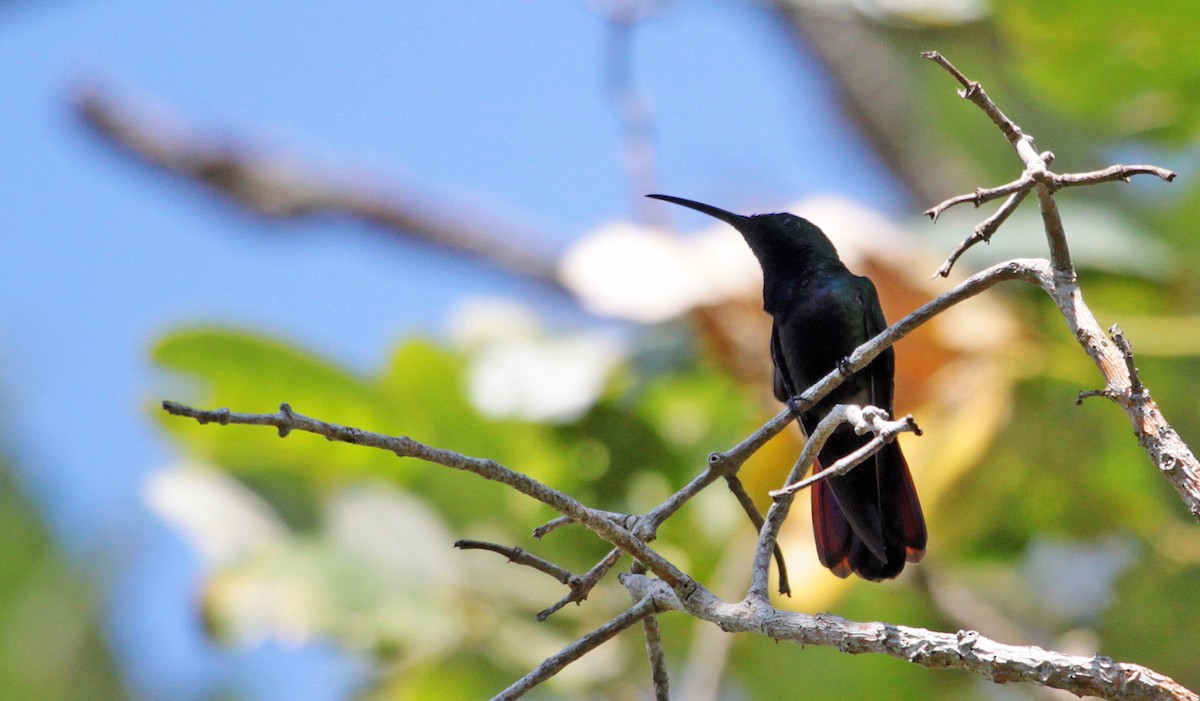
641;611;671;701
721;474;791;596
924;175;1031;222
921;51;1024;147
747;404;864;602
934;187;1031;278
1077;389;1120;405
492;594;664;701
629;561;671;701
624;575;1198;701
1051;165;1177;190
922;55;1078;270
532;515;574;539
539;460;794;597
162;351;1195;700
532;510;629;540
922;56;1175;280
921;54;1198;518
536;548;623;621
529;455;795;606
770;409;921;498
454;540;575;585
75;85;567;292
161;401;699;593
1048;257;1200;520
535;430;802;599
1033;177;1076;275
921;60;1176;280
1110;325;1145;397
454;541;624;622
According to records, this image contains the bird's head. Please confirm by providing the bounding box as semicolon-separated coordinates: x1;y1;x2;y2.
647;194;841;274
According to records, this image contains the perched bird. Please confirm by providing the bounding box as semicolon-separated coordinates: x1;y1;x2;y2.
648;194;926;580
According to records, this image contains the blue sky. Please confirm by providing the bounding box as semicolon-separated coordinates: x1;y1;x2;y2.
0;2;903;698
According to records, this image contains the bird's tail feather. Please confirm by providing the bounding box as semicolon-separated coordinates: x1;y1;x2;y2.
810;440;926;581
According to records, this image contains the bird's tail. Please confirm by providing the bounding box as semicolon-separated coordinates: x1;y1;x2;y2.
811;439;926;581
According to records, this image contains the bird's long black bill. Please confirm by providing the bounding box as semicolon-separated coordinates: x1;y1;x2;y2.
647;194;748;229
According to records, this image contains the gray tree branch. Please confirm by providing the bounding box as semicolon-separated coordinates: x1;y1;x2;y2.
493;594;664;701
623;575;1196;701
921;53;1200;521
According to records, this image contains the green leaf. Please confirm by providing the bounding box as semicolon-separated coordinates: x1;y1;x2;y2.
153;328;390;486
996;0;1200;143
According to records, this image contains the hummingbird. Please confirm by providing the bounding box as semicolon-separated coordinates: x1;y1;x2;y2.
648;194;926;580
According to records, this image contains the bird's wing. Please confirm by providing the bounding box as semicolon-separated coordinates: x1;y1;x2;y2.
854;275;894;413
855;274;927;565
769;322;793;403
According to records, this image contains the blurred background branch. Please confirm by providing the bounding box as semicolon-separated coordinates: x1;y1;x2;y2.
75;85;568;292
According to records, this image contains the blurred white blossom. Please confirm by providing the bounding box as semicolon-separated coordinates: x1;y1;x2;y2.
558;221;759;323
451;298;624;422
144;463;286;569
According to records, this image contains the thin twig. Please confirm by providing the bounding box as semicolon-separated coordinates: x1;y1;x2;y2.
641;610;670;701
642;455;793;594
161;401;698;593
537;464;793;598
1033;178;1075;275
492;594;664;701
452;538;627;624
1051;164;1176;190
746;405;857;601
924;175;1031;222
934;187;1031;278
532;515;573;539
1076;389;1119;405
722;474;791;596
538;451;796;598
455;540;574;585
921;51;1023;146
530;459;792;610
628;561;671;701
537;548;623;621
532;510;630;540
1110;324;1145;398
770;412;921;498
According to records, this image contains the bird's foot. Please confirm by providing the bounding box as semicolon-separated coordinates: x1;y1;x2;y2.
837;358;855;379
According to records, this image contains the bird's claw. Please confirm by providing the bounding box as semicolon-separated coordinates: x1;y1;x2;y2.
837;358;854;379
